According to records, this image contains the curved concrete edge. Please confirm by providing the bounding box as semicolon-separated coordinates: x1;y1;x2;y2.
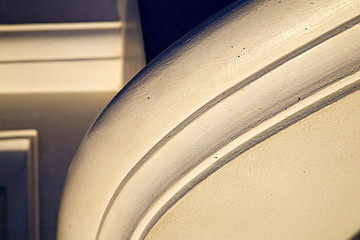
57;0;360;239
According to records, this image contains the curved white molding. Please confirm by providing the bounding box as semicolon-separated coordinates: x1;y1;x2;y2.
57;0;360;240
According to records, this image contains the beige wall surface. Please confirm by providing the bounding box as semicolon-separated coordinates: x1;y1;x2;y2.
0;92;115;240
146;90;360;240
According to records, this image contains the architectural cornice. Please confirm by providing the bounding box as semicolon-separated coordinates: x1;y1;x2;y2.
0;22;122;93
0;22;122;33
57;0;360;239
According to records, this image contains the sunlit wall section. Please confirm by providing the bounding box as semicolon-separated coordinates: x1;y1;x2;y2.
146;89;360;240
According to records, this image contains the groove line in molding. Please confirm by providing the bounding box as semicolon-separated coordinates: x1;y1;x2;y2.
95;14;360;240
136;72;360;240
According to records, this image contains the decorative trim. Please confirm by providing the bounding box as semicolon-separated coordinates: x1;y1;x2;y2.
0;22;123;93
0;60;122;93
57;1;360;240
0;130;39;240
135;72;360;240
0;21;122;62
0;22;122;33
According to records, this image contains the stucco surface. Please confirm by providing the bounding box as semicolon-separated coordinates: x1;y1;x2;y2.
146;90;360;240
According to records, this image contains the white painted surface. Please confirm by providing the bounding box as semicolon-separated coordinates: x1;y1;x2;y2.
0;22;122;32
0;139;30;152
0;22;122;62
57;0;360;239
146;89;360;240
0;60;121;93
0;22;123;93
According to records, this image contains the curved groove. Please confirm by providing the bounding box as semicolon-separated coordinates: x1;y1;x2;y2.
138;74;360;240
96;15;360;240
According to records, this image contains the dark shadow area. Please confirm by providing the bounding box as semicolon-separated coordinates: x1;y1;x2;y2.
0;187;7;240
351;230;360;240
0;151;29;240
0;92;115;240
0;0;119;24
138;0;239;63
